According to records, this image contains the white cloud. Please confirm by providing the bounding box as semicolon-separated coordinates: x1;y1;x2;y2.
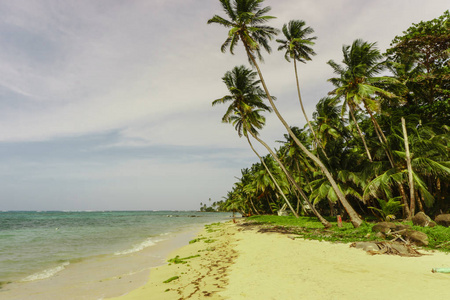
0;0;448;210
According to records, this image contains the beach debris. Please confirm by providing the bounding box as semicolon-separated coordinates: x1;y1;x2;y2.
431;268;450;273
412;212;436;227
371;222;428;246
350;241;422;257
435;214;450;227
277;204;289;216
337;215;343;228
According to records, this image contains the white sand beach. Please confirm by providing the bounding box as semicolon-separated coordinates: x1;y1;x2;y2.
110;221;450;300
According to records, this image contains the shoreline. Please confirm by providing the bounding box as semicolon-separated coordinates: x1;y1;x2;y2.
109;221;238;300
0;225;205;300
110;220;450;300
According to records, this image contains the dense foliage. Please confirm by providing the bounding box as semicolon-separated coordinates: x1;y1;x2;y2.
206;1;449;227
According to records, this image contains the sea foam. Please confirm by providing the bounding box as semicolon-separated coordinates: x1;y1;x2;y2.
21;262;70;282
114;237;165;255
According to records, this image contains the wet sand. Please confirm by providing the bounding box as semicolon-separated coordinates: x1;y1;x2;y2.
0;228;202;300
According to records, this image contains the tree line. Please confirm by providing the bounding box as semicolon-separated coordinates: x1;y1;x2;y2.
206;0;449;228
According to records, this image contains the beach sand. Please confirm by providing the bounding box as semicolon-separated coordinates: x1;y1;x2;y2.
111;221;450;300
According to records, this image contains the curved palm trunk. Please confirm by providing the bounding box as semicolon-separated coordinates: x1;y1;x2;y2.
249;131;332;228
245;45;362;227
245;134;299;218
348;103;372;162
293;59;322;149
249;199;259;215
363;103;395;166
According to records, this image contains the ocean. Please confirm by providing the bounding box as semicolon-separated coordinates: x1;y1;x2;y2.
0;211;231;287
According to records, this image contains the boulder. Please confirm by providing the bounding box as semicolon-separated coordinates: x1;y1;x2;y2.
372;222;397;233
435;214;450;227
402;230;429;246
412;212;436;227
394;224;411;231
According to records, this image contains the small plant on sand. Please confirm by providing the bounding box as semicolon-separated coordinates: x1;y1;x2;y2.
189;237;206;244
205;223;222;233
203;239;216;243
163;276;179;283
167;255;200;265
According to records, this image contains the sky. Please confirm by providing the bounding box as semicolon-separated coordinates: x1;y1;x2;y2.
0;0;448;211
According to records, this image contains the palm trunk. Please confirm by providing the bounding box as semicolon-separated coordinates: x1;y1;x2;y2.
294;59;322;150
348;103;372;162
364;105;395;166
402;117;415;218
244;44;362;227
248;197;259;215
249;131;332;228
363;105;411;219
245;134;299;218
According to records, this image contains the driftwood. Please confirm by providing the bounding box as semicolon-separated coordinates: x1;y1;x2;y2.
350;241;423;257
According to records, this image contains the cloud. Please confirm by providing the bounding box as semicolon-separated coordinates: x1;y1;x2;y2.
0;0;448;210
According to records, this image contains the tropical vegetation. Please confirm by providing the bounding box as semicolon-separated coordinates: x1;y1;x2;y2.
206;1;449;228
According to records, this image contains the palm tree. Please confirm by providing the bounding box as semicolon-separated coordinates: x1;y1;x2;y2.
208;0;363;227
327;39;401;166
276;20;321;149
212;65;299;218
213;65;335;226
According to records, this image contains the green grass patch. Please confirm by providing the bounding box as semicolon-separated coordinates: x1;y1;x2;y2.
409;223;450;252
205;222;222;233
247;215;327;229
167;255;200;265
163;276;179;283
246;215;450;253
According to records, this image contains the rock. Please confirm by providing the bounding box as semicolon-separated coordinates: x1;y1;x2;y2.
375;232;386;239
402;230;429;246
394;224;411;231
351;242;379;252
372;222;397;233
435;214;450;227
412;212;436;227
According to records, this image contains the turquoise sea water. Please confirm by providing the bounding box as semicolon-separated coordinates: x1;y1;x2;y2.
0;211;230;284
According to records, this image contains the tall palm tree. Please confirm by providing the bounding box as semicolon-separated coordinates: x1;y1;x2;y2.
214;65;335;226
212;65;299;218
276;20;321;148
208;0;362;227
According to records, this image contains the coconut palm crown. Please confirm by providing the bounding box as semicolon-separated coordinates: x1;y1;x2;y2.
212;65;272;137
207;0;279;63
276;20;317;63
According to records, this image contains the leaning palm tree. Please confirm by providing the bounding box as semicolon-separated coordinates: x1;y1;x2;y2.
212;66;298;217
213;65;333;227
276;20;322;149
208;0;362;227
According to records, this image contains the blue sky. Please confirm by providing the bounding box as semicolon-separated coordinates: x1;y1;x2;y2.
0;0;447;211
